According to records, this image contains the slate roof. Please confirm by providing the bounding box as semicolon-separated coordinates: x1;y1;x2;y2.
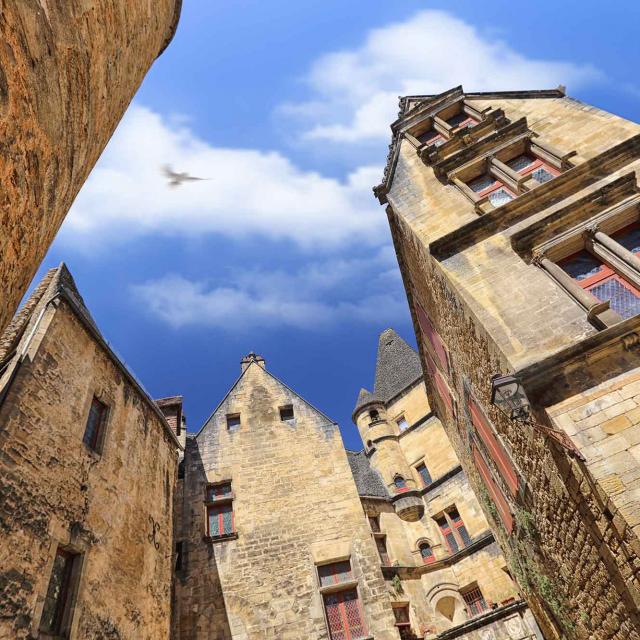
347;450;389;499
373;328;423;403
352;387;383;416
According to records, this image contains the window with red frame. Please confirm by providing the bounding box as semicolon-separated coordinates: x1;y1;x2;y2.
506;153;559;184
39;548;80;636
319;560;368;640
467;396;519;497
205;482;235;538
473;445;514;534
83;396;108;453
394;475;408;492
558;249;640;320
375;536;390;566
446;111;479;130
418;128;446;147
462;586;488;617
436;507;471;554
612;222;640;256
415;302;449;373
467;173;515;207
425;354;455;417
416;462;432;488
419;542;435;564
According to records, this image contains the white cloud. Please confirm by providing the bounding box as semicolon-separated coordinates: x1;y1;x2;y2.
131;247;407;331
283;9;600;143
63;105;385;250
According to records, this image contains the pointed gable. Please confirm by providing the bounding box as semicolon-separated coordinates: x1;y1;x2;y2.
373;328;423;403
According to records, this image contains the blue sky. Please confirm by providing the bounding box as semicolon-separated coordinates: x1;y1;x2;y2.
33;0;640;450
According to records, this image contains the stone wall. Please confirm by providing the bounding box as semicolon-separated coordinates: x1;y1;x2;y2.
0;0;181;335
0;295;178;639
175;361;400;640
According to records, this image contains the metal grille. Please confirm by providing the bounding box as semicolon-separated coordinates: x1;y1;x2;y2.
208;503;234;536
324;590;366;640
531;167;554;183
589;278;640;319
506;154;534;172
488;187;514;206
468;174;495;192
462;587;487;617
319;561;352;587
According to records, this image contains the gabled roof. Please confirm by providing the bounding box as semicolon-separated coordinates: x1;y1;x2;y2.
347;450;389;499
374;84;567;202
2;263;181;449
196;357;336;438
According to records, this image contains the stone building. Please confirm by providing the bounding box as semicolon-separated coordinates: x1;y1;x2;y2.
349;328;541;639
0;0;181;336
173;352;400;640
0;264;181;639
374;86;640;639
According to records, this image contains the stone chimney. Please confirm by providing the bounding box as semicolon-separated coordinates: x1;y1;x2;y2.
241;352;266;372
155;396;184;438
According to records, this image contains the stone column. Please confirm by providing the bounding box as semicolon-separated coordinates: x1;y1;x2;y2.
0;0;182;334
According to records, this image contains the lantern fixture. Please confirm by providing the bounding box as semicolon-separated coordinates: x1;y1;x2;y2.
490;374;530;420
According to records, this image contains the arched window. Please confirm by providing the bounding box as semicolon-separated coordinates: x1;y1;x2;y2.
394;475;408;492
419;542;435;565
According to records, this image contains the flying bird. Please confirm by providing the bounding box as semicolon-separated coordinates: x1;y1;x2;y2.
162;165;208;188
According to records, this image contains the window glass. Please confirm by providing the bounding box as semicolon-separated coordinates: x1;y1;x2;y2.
40;549;75;635
226;414;241;431
559;250;604;281
417;463;432;487
318;560;353;587
396;417;409;432
590;279;640;319
419;543;435;564
446;111;478;129
463;587;488;617
83;397;107;452
394;476;407;490
612;223;640;255
324;589;367;640
207;503;234;537
468;174;496;193
488;188;514;206
506;154;535;172
531;167;555;183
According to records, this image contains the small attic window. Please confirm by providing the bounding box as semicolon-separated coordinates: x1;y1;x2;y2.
226;413;241;431
280;405;294;422
369;409;380;422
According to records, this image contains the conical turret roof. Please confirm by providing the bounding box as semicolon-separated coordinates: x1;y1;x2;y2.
373;328;422;403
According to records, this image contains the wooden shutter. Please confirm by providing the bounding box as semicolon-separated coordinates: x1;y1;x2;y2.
473;445;514;534
468;396;518;496
426;354;455;416
415;302;450;373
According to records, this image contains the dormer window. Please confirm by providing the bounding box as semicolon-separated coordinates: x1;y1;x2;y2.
506;153;559;184
446;110;479;131
418;129;446;147
467;173;515;207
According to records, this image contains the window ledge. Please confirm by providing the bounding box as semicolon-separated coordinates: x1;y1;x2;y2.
318;579;359;595
203;532;238;543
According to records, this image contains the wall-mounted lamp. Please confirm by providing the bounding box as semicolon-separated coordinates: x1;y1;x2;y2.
490;374;530;420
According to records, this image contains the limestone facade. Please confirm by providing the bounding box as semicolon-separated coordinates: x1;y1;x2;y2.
376;86;640;638
0;0;181;336
350;329;541;640
0;265;180;640
173;353;399;640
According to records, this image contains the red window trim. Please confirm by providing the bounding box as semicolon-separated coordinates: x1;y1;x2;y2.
425;354;455;417
559;251;640;302
468;396;518;496
512;155;560;179
323;588;368;640
473;444;514;534
419;543;435;565
319;560;354;586
206;503;235;537
415;302;449;374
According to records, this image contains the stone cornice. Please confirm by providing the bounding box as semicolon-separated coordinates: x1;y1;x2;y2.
436;600;529;639
430;133;640;260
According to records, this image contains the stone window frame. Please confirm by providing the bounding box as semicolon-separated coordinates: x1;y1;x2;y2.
394;414;410;433
32;533;88;640
449;135;573;214
414;460;433;488
417;540;436;565
404;99;486;152
279;404;294;422
225;413;241;431
203;480;237;542
80;389;113;458
315;558;371;640
460;582;489;617
391;601;411;631
393;474;409;493
434;506;472;555
532;198;640;330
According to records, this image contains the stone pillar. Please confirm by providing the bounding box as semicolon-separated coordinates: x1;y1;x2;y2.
0;0;182;334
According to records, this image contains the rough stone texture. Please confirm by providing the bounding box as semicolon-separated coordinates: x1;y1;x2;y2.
0;266;179;639
351;330;540;639
0;0;181;336
381;87;640;638
174;359;400;640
